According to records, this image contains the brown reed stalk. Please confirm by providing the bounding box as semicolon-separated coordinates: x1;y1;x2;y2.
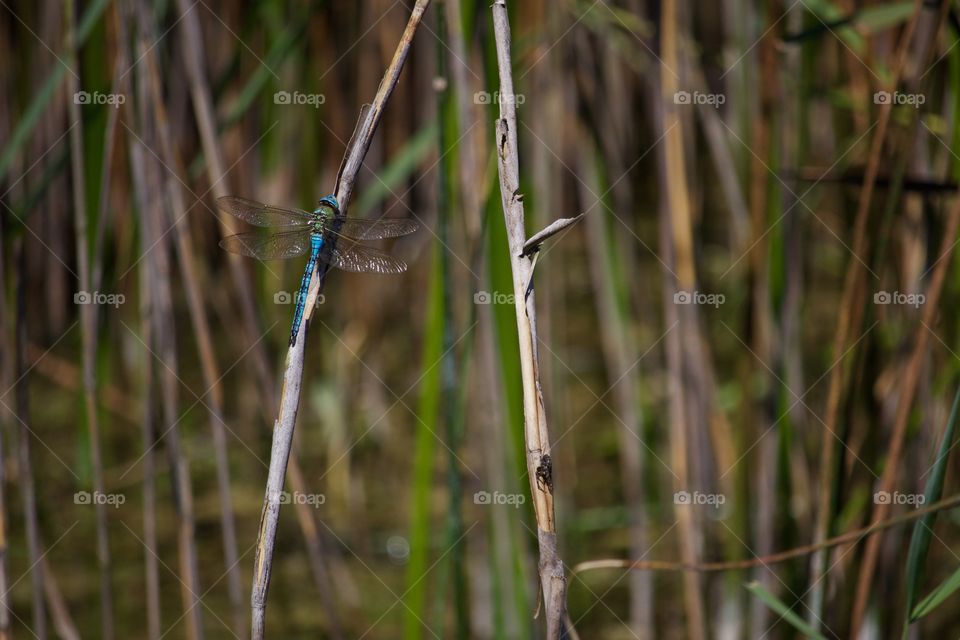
128;4;205;631
658;1;707;637
490;2;567;636
112;6;163;635
139;30;247;638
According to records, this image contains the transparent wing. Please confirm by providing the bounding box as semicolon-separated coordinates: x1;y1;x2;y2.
219;230;312;259
218;196;313;227
329;239;408;274
330;217;420;240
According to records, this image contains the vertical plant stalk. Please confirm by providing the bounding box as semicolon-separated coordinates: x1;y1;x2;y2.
848;6;953;632
175;5;346;627
250;2;430;637
0;221;10;640
14;240;45;638
659;1;706;638
490;2;566;637
581;160;652;638
65;1;114;637
113;8;162;635
806;0;922;627
436;6;468;631
848;169;960;634
745;9;780;634
137;269;161;640
128;4;205;631
41;556;81;640
173;0;278;428
140;38;246;638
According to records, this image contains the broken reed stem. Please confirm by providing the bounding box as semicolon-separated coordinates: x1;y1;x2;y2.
490;2;566;637
250;2;430;637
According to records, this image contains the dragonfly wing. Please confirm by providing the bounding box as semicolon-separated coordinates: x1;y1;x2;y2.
332;217;420;240
219;230;312;259
218;196;313;227
329;239;408;274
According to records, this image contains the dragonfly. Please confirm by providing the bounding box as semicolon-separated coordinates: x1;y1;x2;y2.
217;195;419;346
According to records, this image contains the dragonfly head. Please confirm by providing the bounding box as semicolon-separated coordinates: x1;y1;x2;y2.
316;195;340;217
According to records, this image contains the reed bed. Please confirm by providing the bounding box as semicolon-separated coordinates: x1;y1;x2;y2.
3;0;960;638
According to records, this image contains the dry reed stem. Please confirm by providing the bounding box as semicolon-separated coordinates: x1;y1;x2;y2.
491;2;566;636
250;2;430;637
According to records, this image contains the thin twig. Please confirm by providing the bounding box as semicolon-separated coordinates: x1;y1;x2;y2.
571;492;960;575
250;3;430;637
490;2;566;637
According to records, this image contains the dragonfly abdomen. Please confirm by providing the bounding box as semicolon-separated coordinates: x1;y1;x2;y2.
289;233;325;346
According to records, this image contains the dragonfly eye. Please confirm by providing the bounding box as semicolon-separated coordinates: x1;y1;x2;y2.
317;195;340;214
